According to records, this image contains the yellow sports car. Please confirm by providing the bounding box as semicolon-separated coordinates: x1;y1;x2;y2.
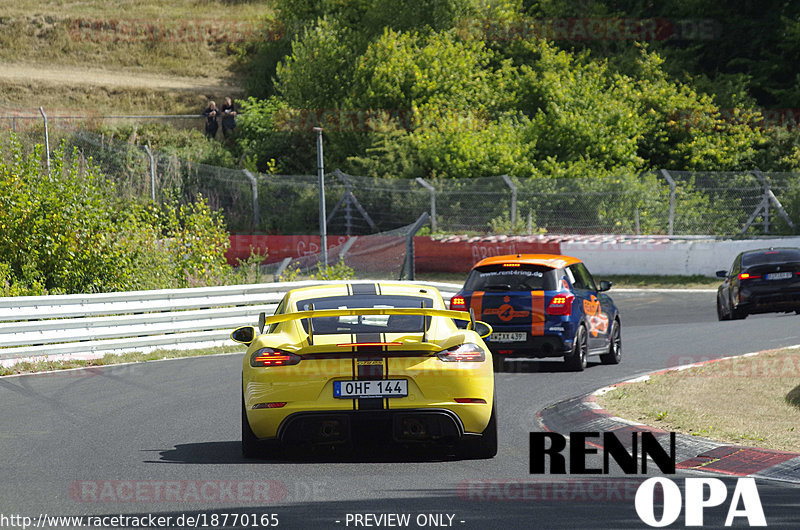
231;282;497;459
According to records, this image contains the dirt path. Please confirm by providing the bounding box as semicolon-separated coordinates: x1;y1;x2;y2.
0;62;241;93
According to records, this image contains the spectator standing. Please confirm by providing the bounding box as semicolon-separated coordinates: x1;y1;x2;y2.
221;97;237;139
203;100;219;139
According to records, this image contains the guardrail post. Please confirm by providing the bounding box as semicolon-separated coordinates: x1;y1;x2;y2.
659;169;676;235
415;177;437;232
501;175;517;226
242;169;260;231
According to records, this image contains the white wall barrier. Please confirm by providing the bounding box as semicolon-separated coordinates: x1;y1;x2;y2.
0;281;461;368
561;237;800;277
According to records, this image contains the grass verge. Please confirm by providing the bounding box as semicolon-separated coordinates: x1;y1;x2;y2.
0;344;243;377
597;347;800;452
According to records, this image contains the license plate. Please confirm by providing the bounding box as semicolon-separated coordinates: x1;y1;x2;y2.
488;332;527;342
333;379;408;398
766;272;793;280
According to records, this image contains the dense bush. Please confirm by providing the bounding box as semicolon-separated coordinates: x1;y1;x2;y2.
0;136;234;296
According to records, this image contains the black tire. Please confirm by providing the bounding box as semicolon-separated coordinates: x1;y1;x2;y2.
565;324;588;372
730;303;747;320
600;319;622;365
457;401;498;459
795;309;800;315
717;295;730;321
241;391;261;459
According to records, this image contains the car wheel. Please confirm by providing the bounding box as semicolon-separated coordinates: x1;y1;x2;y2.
600;319;621;365
457;401;498;459
565;324;588;372
717;295;730;321
730;301;747;320
241;391;261;459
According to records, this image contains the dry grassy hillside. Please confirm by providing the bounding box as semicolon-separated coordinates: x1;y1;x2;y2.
0;1;274;115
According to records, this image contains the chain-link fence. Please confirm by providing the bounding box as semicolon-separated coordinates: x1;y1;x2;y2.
3;114;799;237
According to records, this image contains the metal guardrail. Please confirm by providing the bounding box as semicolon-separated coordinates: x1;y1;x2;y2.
0;281;462;366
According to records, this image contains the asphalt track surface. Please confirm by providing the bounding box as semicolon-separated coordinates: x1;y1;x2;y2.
2;290;800;529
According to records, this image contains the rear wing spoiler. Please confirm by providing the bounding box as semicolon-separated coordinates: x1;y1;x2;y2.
261;307;477;343
261;307;472;327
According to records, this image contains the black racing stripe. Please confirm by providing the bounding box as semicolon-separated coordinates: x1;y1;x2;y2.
355;332;384;410
351;283;378;295
351;353;357;410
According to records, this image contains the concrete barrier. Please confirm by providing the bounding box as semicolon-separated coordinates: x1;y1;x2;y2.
227;234;800;277
561;237;800;276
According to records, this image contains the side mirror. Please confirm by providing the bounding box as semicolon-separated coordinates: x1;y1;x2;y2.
231;326;256;345
598;280;613;292
473;321;493;339
715;270;728;278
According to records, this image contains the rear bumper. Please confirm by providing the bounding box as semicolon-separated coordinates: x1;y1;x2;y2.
273;409;465;445
486;335;571;358
739;287;800;312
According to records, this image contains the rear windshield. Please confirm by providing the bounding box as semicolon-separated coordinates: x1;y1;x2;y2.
464;264;556;291
297;295;432;334
741;248;800;268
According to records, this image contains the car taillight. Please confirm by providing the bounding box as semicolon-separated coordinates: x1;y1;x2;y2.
547;293;574;315
738;273;761;280
252;402;287;409
436;343;486;362
250;348;301;367
450;295;467;310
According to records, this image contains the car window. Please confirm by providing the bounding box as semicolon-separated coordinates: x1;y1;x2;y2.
464;264;556;291
568;263;597;291
741;248;800;268
297;295;433;334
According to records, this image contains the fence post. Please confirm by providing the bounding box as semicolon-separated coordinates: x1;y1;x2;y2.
314;127;328;267
401;212;430;281
39;107;50;177
144;143;156;202
415;177;437;232
242;169;260;231
750;170;795;233
659;169;676;235
501;175;517;226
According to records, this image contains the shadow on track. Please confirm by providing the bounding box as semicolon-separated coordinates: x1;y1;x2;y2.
150;440;462;465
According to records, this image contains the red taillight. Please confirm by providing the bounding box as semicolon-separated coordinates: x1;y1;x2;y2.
437;343;486;362
454;398;487;404
547;293;574;315
252;402;287;409
250;348;301;367
502;263;520;267
450;295;467;310
738;273;761;281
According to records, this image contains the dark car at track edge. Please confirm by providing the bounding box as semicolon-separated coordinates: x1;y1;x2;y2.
716;247;800;320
